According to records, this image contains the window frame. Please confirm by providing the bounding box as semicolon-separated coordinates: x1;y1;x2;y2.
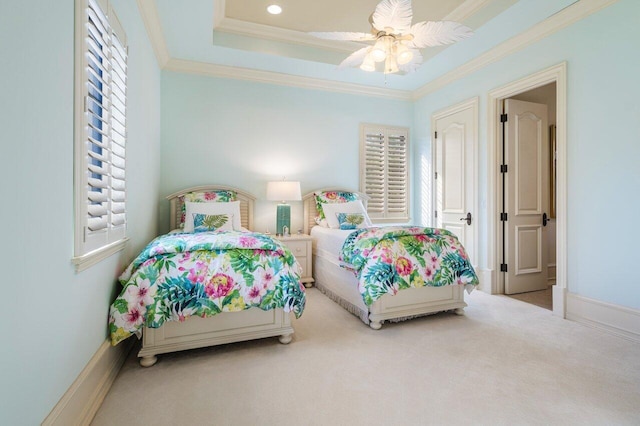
359;123;410;223
72;0;128;271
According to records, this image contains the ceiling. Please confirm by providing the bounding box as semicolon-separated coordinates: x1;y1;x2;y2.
224;0;469;33
150;0;582;95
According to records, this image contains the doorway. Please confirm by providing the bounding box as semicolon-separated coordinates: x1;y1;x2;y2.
488;63;567;317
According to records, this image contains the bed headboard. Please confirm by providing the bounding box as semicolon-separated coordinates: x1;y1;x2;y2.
302;188;370;234
166;185;256;231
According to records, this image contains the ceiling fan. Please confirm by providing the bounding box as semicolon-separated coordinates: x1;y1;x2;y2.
309;0;473;74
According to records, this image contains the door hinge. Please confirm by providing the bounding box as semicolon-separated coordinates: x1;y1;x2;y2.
500;212;508;221
500;113;508;123
500;164;508;173
434;172;438;179
435;210;438;218
500;263;508;272
434;131;438;139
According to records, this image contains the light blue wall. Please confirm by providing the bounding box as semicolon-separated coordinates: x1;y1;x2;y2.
0;1;161;424
413;0;640;309
160;72;413;234
1;1;637;423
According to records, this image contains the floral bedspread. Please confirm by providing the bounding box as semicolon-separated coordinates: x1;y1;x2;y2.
339;226;479;306
109;231;306;345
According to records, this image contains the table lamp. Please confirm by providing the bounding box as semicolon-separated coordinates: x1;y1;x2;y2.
266;180;301;236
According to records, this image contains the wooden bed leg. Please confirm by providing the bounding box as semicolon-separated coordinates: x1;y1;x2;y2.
278;334;293;344
454;308;465;316
139;355;158;367
369;320;382;330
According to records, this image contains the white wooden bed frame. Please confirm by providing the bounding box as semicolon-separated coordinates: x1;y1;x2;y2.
303;188;467;330
137;185;294;367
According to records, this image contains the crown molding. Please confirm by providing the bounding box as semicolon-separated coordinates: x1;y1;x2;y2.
412;0;618;99
213;0;225;28
164;58;413;101
136;0;170;67
444;0;494;22
214;17;365;53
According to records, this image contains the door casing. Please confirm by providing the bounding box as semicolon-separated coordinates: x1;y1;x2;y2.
488;62;567;317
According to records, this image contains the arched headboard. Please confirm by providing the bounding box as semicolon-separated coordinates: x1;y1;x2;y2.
302;188;370;234
166;185;256;231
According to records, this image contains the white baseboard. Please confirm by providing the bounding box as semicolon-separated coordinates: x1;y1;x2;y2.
476;267;494;294
42;338;135;425
566;293;640;343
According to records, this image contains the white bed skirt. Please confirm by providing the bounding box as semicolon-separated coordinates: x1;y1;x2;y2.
313;252;468;329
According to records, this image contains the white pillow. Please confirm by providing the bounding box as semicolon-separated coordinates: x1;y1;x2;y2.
184;201;242;232
321;200;372;229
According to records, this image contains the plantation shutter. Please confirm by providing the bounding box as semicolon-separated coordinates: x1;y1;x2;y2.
76;0;127;256
360;125;410;222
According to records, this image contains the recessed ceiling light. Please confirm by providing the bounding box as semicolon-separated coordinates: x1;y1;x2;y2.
267;4;282;15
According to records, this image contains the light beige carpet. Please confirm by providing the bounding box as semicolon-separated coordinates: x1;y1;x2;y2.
92;289;640;426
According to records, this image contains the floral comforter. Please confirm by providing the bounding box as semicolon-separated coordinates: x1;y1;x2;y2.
339;226;478;306
109;231;306;345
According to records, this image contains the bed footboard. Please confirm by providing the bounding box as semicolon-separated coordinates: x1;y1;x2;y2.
138;308;293;367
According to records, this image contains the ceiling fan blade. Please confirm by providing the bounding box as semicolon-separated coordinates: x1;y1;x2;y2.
371;0;413;33
398;49;423;74
407;21;473;48
308;32;375;42
338;47;370;69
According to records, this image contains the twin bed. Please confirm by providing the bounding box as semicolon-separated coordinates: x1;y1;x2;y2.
303;189;476;330
109;186;305;367
109;185;478;366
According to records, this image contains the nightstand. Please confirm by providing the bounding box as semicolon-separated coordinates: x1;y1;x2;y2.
275;234;314;288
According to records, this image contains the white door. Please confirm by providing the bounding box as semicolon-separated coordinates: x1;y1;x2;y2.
434;104;476;265
504;99;549;294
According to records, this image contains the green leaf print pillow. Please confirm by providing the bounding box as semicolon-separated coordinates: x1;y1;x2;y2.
336;212;367;230
192;213;234;232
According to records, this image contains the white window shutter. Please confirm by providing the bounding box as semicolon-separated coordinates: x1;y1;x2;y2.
74;0;127;259
360;124;410;222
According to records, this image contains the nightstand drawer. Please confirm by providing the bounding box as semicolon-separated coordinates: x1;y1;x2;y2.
286;241;308;257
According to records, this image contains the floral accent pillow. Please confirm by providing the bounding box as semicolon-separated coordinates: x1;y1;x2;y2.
336;213;367;230
192;213;234;232
178;190;237;228
314;191;358;221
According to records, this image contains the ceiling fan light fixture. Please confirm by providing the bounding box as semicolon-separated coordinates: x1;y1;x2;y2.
370;39;387;62
266;4;282;15
309;0;474;75
395;43;413;65
360;54;376;72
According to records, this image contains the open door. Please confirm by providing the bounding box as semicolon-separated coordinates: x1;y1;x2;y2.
503;99;549;294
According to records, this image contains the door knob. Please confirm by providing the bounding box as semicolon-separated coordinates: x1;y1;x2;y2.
542;212;548;227
460;212;472;226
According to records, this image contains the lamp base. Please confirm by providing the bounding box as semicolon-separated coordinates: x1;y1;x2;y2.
276;204;290;236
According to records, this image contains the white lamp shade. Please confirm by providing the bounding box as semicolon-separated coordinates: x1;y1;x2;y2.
267;181;301;202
